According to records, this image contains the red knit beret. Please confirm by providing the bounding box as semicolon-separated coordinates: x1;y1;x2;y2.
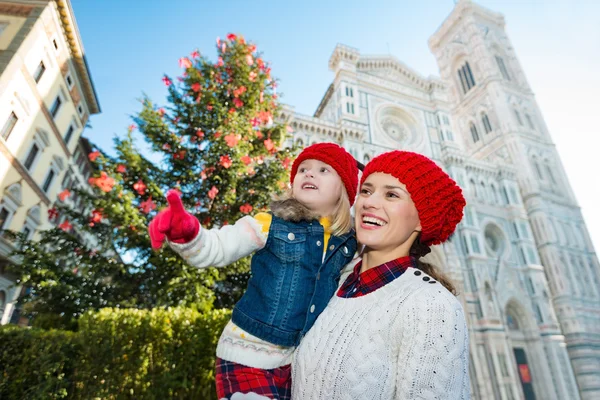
360;151;466;245
291;142;359;205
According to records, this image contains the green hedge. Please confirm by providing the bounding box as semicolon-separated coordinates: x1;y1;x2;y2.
0;326;77;399
0;307;231;400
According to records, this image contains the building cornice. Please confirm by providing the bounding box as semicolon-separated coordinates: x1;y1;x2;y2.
357;55;445;92
53;0;100;114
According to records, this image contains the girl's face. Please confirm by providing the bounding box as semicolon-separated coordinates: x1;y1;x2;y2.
292;159;343;216
355;172;421;255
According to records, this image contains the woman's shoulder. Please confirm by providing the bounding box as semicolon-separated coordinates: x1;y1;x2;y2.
401;267;463;310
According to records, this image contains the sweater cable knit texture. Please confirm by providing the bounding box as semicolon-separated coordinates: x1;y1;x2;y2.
292;264;470;400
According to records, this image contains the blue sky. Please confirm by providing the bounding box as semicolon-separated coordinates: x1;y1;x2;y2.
71;0;600;253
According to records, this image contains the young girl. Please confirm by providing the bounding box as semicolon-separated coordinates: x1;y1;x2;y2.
148;143;359;400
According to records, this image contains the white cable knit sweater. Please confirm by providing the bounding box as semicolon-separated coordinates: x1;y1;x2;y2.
292;263;470;400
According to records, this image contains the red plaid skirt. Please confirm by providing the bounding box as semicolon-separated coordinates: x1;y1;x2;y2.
215;357;291;400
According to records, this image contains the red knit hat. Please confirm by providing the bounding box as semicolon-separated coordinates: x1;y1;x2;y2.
360;151;465;245
291;142;359;205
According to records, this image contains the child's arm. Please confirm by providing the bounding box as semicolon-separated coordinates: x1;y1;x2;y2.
169;213;269;269
148;190;270;269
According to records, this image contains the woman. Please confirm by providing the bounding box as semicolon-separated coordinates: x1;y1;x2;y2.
292;150;470;399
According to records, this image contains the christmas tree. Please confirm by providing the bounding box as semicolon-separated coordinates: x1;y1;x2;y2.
7;33;295;327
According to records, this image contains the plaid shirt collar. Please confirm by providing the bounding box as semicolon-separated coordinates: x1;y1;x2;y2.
337;255;417;298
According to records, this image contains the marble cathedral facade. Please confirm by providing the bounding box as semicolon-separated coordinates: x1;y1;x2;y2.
282;1;599;399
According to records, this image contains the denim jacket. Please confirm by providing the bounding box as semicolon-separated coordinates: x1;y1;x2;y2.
233;215;356;346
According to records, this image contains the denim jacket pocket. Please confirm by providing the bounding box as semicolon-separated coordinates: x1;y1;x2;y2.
271;229;307;263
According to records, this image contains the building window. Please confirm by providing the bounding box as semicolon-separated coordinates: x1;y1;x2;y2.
533;160;543;180
42;169;56;192
0;207;10;230
0;22;9;37
495;56;511;81
24;144;40;170
446;130;454;141
351;103;355;114
359;92;367;107
509;187;519;204
62;170;73;189
65;72;74;89
526;277;536;295
77;104;84;117
470;122;480;143
1;112;18;140
470;234;481;254
506;311;519;330
64;123;75;145
346;102;350;113
52;38;59;50
21;225;32;240
513;109;523;126
519;221;530;239
457;61;476;94
525;113;535;130
33;61;46;83
50;96;62;118
545;164;556;184
482;113;493;133
534;303;543;323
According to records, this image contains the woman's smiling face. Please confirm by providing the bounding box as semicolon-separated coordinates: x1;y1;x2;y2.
355;172;421;255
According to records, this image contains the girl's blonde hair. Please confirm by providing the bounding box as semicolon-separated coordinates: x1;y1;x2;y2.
329;189;352;236
276;188;353;237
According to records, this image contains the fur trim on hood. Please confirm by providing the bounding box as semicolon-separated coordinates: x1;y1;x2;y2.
270;197;320;222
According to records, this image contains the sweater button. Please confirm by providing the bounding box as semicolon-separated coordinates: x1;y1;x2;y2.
342;246;348;254
310;305;315;313
317;272;321;280
329;245;335;250
423;276;430;282
414;270;422;276
288;232;295;241
316;240;322;247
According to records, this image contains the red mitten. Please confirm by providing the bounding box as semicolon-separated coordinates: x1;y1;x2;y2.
148;190;200;249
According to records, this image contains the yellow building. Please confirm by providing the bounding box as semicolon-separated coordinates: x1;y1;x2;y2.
0;0;100;324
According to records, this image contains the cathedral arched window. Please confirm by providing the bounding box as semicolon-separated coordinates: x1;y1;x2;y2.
481;112;493;134
490;184;499;204
501;186;510;204
457;61;476;94
525;113;536;130
544;162;557;184
295;138;304;147
513;109;523;126
534;303;544;324
506;310;519;330
470;122;480;143
469;179;477;198
532;159;543;180
479;181;487;202
495;55;511;81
